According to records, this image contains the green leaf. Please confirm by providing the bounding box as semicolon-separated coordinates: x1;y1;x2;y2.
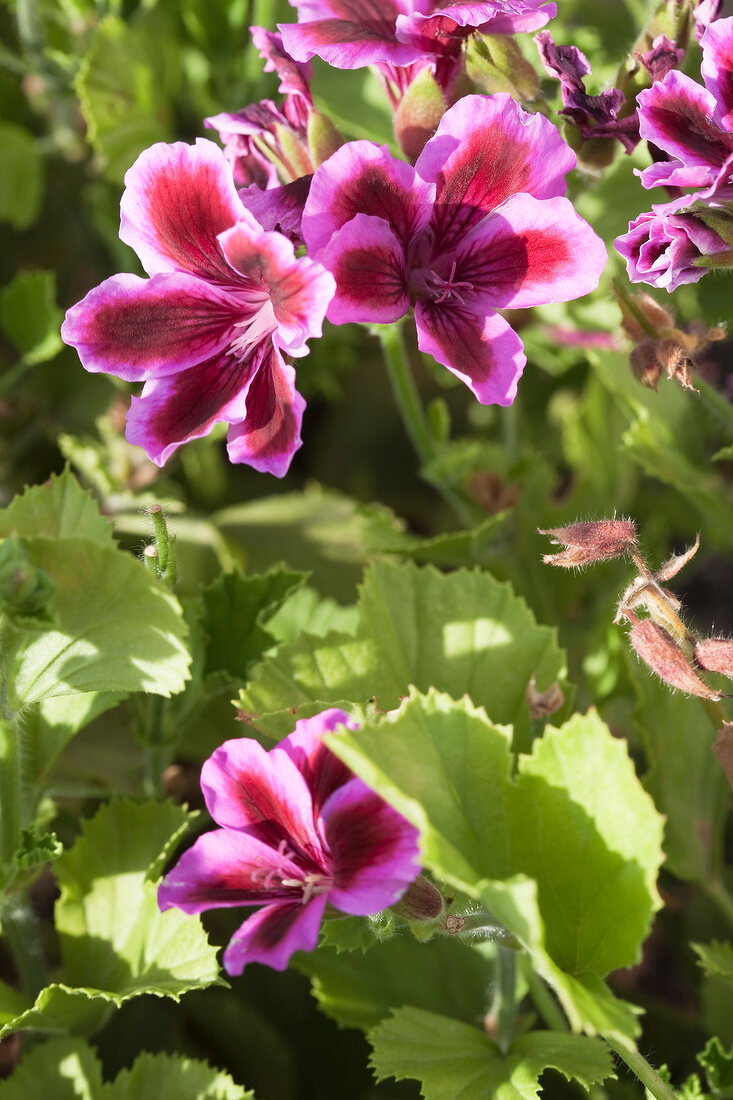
0;1037;254;1099
266;586;360;643
698;1036;733;1097
0;801;222;1038
199;566;305;681
294;933;495;1031
631;664;730;882
0;1036;104;1099
241;560;566;739
694;942;733;989
25;692;125;785
74;14;180;181
0;468;115;545
4;536;190;709
369;1006;614;1100
326;692;658;1037
0;123;43;230
0;980;31;1028
12;825;63;870
0;271;62;364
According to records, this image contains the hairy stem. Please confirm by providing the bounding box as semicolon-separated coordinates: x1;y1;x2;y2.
488;943;517;1053
602;1034;679;1100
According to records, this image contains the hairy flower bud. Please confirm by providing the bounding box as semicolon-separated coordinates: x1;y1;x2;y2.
539;519;637;567
695;637;733;680
630;619;721;699
467;34;540;101
393;67;446;160
392;874;445;921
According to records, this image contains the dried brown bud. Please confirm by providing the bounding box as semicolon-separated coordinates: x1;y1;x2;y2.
392;874;445;921
618;288;675;343
712;722;733;791
695;637;733;680
443;913;466;935
526;676;564;719
630;619;721;700
630;341;663;390
539;519;637;567
656;534;700;582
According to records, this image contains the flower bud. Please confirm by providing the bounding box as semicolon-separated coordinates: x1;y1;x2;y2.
466;34;540;101
393;67;446;160
695;637;733;680
306;110;344;168
630;619;721;699
539;519;637;567
391;874;444;921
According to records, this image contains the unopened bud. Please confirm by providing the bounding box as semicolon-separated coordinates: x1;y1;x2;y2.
466;34;540;101
306;110;344;167
630;342;663;390
695;637;733;680
630;618;721;699
392;874;444;921
539;519;637;567
526;676;564;719
393;67;446;160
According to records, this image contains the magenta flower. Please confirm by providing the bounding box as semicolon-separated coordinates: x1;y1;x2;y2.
61;139;335;476
158;710;421;973
633;17;733;195
279;0;555;87
615;196;729;291
301;94;606;406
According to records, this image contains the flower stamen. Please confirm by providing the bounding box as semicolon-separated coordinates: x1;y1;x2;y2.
427;261;474;304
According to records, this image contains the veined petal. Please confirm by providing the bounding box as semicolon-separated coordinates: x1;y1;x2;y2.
279;0;426;68
251;25;313;102
396;0;555;46
638;158;717;191
637;71;733;171
201;731;323;860
415;299;526;405
124;350;252;466
120;139;248;282
416;94;575;253
61;272;240;382
451;194;607;309
226;347;306;477
323;778;421;915
223;895;327;973
238;176;313;246
317;213;410;324
218;223;335;352
276;709;356;817
303;140;434;255
701;17;733;132
157;829;307;913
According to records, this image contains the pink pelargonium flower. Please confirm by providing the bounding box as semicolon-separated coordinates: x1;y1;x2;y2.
61;140;335;476
301;94;607;405
279;0;556;82
634;16;733;196
158;709;421;973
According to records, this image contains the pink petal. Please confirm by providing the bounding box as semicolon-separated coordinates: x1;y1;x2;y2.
701;17;733;131
637;71;733;171
238;177;313;246
415;94;575;254
396;0;555;45
61;272;241;382
222;895;327;973
415;299;526;405
119;139;248;281
638;159;717;191
200;734;323;860
279;0;426;68
218;223;335;352
251;25;313;102
124;350;252;466
157;829;307;913
450;194;607;309
225;347;306;477
276;709;356;816
317;213;410;324
302;140;434;256
322;778;421;915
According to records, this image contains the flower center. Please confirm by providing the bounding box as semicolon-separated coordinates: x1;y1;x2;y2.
255;839;333;903
227;297;277;361
425;261;474;305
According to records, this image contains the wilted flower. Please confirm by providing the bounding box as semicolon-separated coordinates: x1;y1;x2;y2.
539;519;637;568
61;140;335;476
158;709;421;973
615;196;731;292
628;616;721;700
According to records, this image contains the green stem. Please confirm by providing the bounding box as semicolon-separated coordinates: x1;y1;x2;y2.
143;695;167;799
1;891;46;1001
521;959;568;1033
374;322;484;526
701;878;733;932
376;321;436;466
602;1034;679;1100
489;943;517;1054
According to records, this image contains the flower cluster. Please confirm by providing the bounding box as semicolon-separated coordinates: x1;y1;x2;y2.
158;709;421;973
616;17;733;291
61;0;607;477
